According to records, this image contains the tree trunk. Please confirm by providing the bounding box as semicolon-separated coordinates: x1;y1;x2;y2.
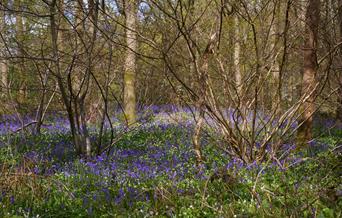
15;0;26;103
233;16;242;97
50;0;93;157
33;87;46;135
270;1;281;114
297;0;320;147
123;0;137;126
78;99;92;156
0;61;7;95
337;0;342;121
0;0;8;97
192;108;204;164
74;0;94;157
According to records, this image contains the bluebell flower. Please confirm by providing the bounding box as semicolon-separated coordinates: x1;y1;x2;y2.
115;188;125;205
33;166;40;174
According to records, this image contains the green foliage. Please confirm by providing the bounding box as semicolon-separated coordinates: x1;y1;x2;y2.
0;125;341;217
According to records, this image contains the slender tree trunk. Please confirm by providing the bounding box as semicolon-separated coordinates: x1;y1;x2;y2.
0;61;7;95
33;77;47;135
192;108;204;164
193;51;210;165
188;1;204;165
233;15;249;133
86;0;103;126
73;0;94;157
233;16;242;97
0;1;8;97
337;0;342;121
78;98;92;156
271;1;281;114
297;0;320;147
192;31;217;165
15;0;26;102
123;0;137;126
50;0;75;141
50;0;92;157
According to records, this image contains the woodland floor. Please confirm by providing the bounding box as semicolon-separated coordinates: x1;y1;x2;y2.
0;108;341;217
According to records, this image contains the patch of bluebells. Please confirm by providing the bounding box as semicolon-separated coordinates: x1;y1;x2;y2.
0;107;340;217
30;125;207;210
46;128;312;210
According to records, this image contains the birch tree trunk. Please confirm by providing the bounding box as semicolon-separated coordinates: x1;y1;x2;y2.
297;0;320;147
233;16;242;97
123;0;137;126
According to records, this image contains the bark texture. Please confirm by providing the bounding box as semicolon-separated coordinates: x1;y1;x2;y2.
337;0;342;121
297;0;320;146
0;1;7;96
15;0;26;102
123;0;137;126
270;1;281;114
233;16;242;96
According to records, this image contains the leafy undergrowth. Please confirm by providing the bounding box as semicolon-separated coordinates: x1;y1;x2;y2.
0;123;341;217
